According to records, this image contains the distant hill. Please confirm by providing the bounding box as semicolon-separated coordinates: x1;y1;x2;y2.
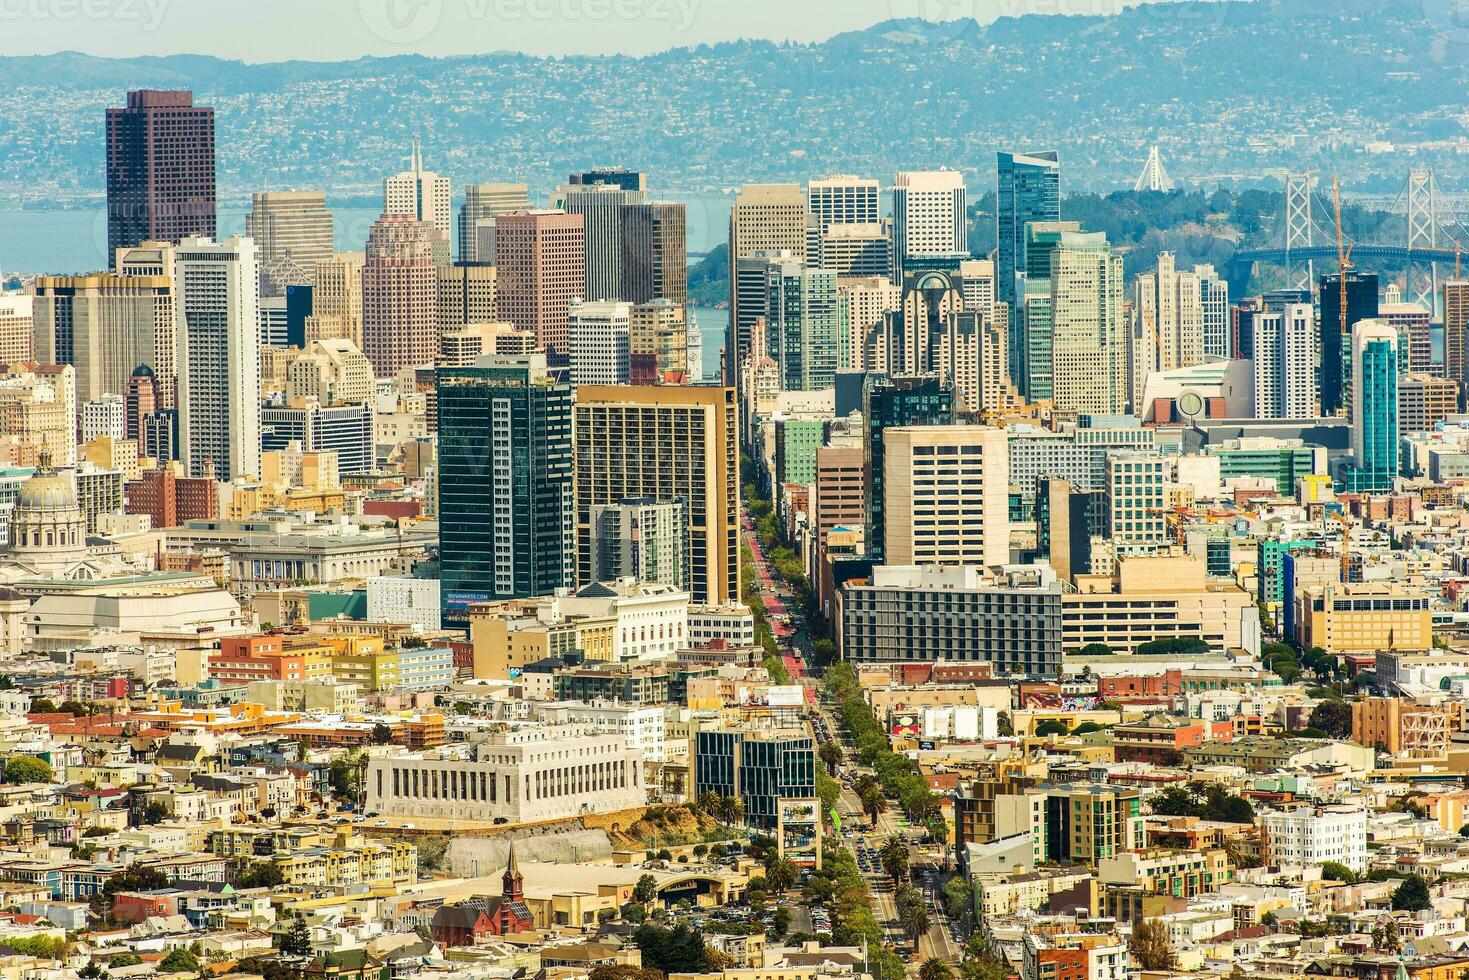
2;0;1466;207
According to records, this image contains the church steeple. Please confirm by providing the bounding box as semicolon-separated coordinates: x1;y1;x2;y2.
502;841;523;902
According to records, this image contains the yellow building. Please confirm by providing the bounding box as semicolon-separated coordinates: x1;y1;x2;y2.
468;599;615;679
332;649;399;692
1297;582;1433;654
1351;696;1452;760
272;835;416;888
1063;556;1252;653
1098;847;1230;899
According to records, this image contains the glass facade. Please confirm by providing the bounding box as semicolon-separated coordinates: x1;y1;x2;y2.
862;374;954;563
694;730;816;830
1351;331;1398;491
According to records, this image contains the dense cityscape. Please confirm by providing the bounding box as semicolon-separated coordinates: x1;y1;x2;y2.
5;3;1469;980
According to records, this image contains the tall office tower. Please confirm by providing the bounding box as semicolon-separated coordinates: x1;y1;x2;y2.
932;309;1008;416
437;354;576;626
1399;373;1459;433
1049;231;1127;415
808;174;881;234
0;297;33;365
123;364;159;443
1444;280;1469;400
879;272;964;378
765;259;838;391
569;168;648;196
621;202;688;308
959;259;996;311
1105;453;1168;556
439;323;536;366
143;410;178;463
258;296;290;348
1036;476;1091;582
1130;252;1204;405
33;269;174;409
1319;271;1379;415
890;169;967;281
458;183;531;263
883;425;1010;568
819;224;891;279
568;300;632;386
174;236;261;482
590;497;689;590
1349;320;1400;491
1252;302;1315;419
305;252;364;346
105;90;216;261
495;210;586;364
862;374;955;563
435;263;497;329
361;215;437;378
1197;264;1230;360
562;183;636;302
1380;291;1432;373
1232;300;1259;361
629;299;688;385
383;138;452;243
838;276;901;372
1015;221;1079;400
996;150;1061;311
245;191;333;297
260;403;375;474
813;445;864;552
728;184;807;383
572;386;739;606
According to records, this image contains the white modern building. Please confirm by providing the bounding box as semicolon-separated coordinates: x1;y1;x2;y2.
687;603;757;648
1259;803;1368;872
1105;452;1169;555
1253;302;1315;419
807;174;880;235
891;169;966;277
363;725;645;824
367;576;442;631
531;700;667;762
383;138;452;242
568;300;632;386
81;394;126;443
175;236;262;483
556;579;691;663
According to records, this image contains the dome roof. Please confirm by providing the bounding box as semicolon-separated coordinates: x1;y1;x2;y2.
131;363;156;378
16;451;78;512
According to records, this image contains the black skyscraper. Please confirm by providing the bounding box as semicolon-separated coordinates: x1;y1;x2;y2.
1318;272;1379;415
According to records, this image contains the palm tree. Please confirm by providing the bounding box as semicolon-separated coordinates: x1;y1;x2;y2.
819;741;844;775
880;838;910;888
712;794;744;826
763;855;798;893
919;959;954;980
900;900;931;945
697;790;720;816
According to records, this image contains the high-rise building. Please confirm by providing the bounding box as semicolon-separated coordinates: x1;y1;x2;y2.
0;297;33;366
494;210;586;364
996;150;1061;311
808;174;881;234
0;363;75;467
1319;271;1379;416
1037;477;1091;582
437;354;576;626
837;276;901;372
1014;221;1079;401
32;269;174;410
439;323;536;366
590;497;689;591
1198;264;1230;361
435;263;497;330
1131;252;1204;403
891;169;967;280
305;252;365;347
569;168;648;196
818;223;891;279
620;202;687;308
123;364;159;444
106;90;216;261
1444;279;1469;401
629;300;688;385
1381;294;1433;374
361;215;437;378
1398;373;1459;434
883;424;1010;568
813;445;865;554
728;185;807;384
285;339;374;407
175;236;261;482
1049;231;1127;415
933;309;1008;417
568;300;632;386
82;394;126;443
1252;302;1315;419
245;191;333;297
259;402;375;475
573;386;739;606
765;260;838;392
1106;452;1168;555
863;374;954;563
562;183;636;302
383;138;452;248
1348;319;1399;492
457;183;531;264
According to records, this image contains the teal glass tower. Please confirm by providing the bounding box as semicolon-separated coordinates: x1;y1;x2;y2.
1347;321;1398;492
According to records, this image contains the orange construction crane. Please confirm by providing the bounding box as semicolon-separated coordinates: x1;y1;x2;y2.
1332;177;1355;408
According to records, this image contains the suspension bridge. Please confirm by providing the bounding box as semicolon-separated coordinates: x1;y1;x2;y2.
1228;167;1469;316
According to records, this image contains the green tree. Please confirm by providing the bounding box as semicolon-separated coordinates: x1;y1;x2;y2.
281;912;313;957
1033;719;1070;737
880;839;910;888
1320;861;1358;884
919;960;955;980
236;861;285;889
1307;700;1353;739
158;947;201;973
2;755;51;784
942;875;972;920
371;723;394;744
27;697;56;714
1078;643;1113;657
771;906;792;938
633;873;658;904
1392;874;1433;912
632;922;710;975
763;855;798;894
1129;917;1177;970
819;740;844;775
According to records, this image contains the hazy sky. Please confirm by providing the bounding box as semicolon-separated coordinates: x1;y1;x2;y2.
0;0;1192;61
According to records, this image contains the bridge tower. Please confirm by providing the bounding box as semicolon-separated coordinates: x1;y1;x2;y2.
1406;166;1440;316
1283;173;1315;291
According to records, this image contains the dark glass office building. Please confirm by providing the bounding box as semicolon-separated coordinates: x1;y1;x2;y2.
106;90;216;263
1318;272;1379;415
997;151;1060;382
437;355;576;627
693;729;816;830
863;374;954;562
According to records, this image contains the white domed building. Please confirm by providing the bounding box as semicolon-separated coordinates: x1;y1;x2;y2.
1;450;126;581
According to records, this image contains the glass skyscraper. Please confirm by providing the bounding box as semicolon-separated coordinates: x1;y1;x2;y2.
997;151;1061;381
862;374;955;562
1319;271;1379;416
1348;320;1399;492
437;354;576;627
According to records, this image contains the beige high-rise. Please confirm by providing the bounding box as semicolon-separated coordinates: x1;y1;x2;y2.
436;263;497;329
883;425;1010;568
728;184;806;383
286;339;374;407
0;297;34;365
362;215;437;378
1050;231;1127;415
629;299;688;384
33;270;174;409
245;190;334;297
495;210;585;363
306;252;364;346
384;139;452;241
1131;251;1203;404
0;363;76;467
838;276;900;371
458;182;531;263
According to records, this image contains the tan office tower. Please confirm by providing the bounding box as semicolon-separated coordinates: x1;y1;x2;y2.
439;322;535;366
573;385;739;605
562;183;636;302
245;191;334;297
728;184;806;383
820;223;891;279
306;252;364;346
0;363;76;467
807;174;881;235
838;276;901;372
883;425;1009;568
1050;231;1127;415
959;259;996;311
621;202;688;308
285;339;374;407
362;215;437;378
383;138;452;241
1131;251;1203;400
458;182;531;263
1445;280;1469;398
629;299;688;384
933;310;1008;416
436;263;497;329
33;270;174;410
495;210;585;364
1399;373;1459;434
0;297;33;365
